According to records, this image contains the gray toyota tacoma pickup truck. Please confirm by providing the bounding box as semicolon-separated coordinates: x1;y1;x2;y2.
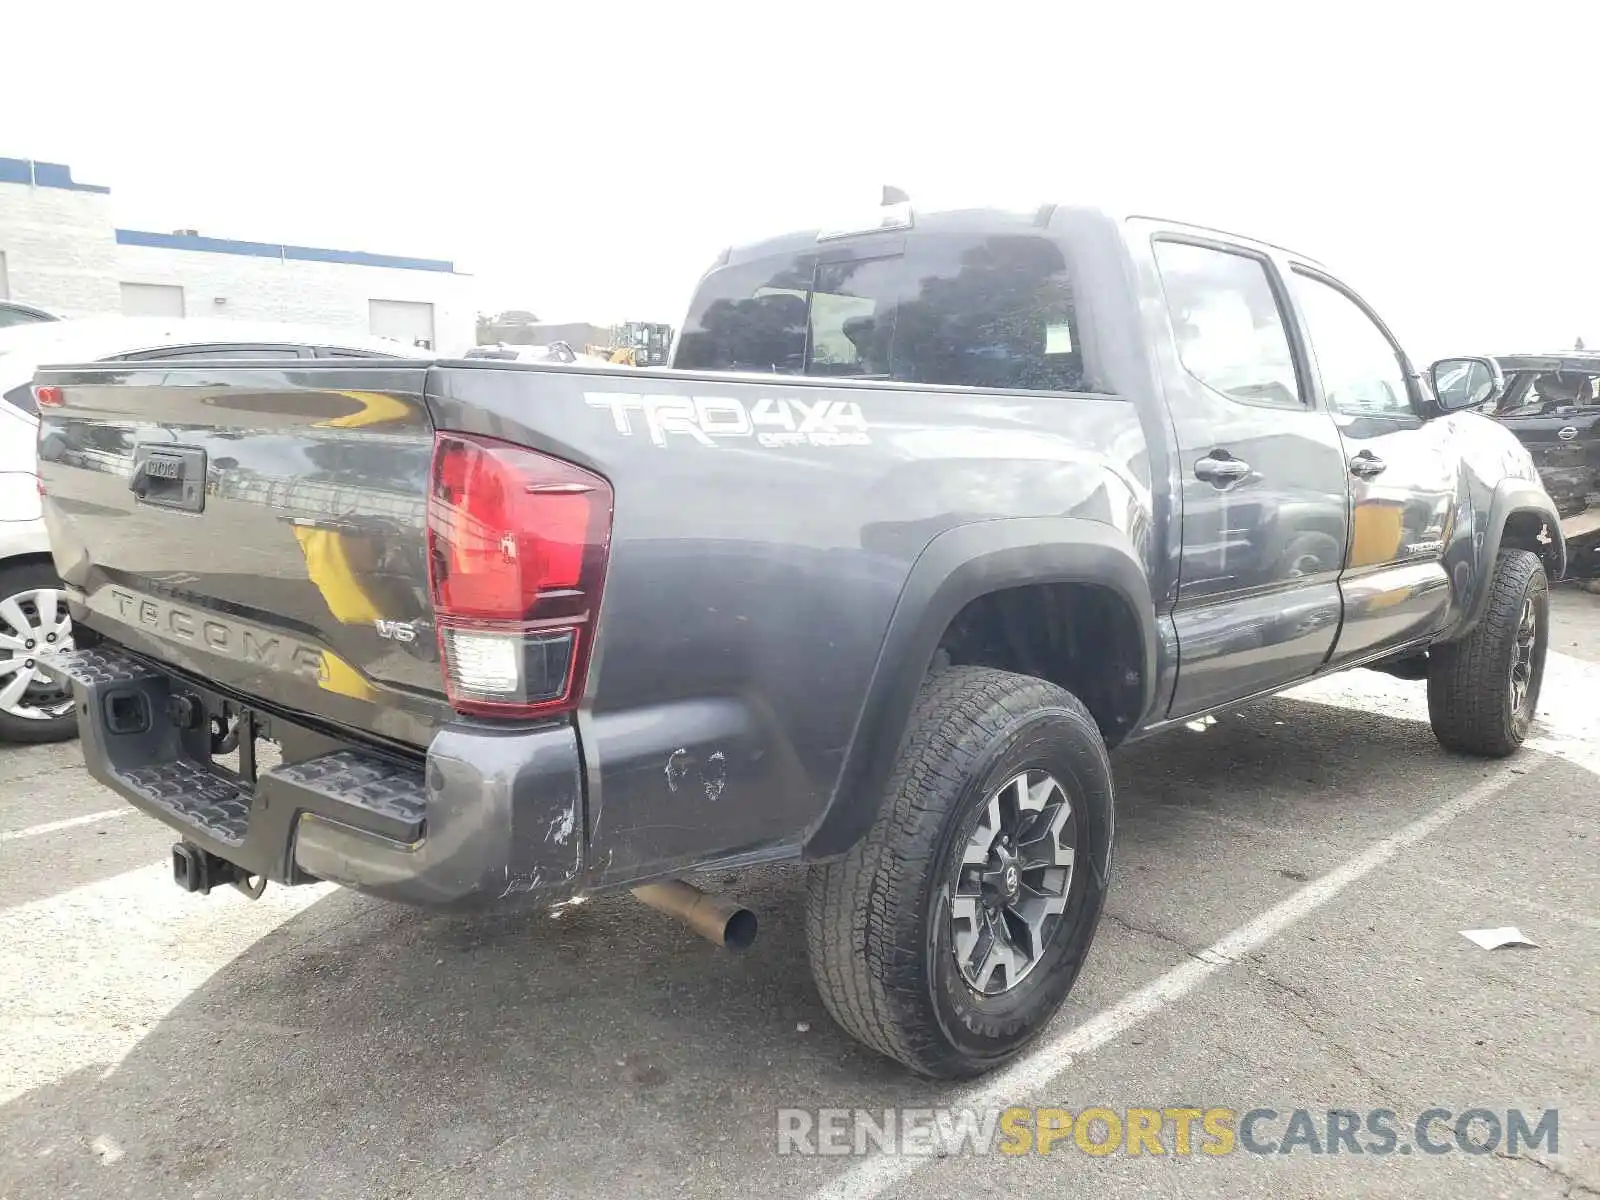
34;201;1565;1078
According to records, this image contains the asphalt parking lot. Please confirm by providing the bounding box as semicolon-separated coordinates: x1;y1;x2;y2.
2;592;1597;1200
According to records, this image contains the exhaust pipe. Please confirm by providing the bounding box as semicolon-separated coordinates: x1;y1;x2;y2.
632;879;757;951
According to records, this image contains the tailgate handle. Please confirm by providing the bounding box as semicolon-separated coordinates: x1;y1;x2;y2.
130;446;207;513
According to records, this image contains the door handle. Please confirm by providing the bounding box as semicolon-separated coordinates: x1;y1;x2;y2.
1194;454;1251;485
1348;452;1387;478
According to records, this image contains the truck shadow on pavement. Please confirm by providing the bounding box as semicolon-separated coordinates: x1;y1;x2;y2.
1;695;1591;1199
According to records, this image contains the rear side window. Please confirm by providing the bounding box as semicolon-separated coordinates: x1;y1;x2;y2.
675;234;1084;392
1153;240;1303;409
2;383;37;416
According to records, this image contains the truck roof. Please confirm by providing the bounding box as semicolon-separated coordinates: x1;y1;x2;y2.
718;204;1053;268
716;202;1324;271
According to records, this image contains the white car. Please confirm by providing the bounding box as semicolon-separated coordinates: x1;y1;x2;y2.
463;341;616;367
0;300;61;329
0;317;425;742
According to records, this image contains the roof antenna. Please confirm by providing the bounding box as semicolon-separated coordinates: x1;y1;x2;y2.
881;185;910;206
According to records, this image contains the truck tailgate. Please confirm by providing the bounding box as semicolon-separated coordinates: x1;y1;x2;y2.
36;361;448;749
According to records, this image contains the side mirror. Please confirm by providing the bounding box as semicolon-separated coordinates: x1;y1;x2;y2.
1429;356;1503;413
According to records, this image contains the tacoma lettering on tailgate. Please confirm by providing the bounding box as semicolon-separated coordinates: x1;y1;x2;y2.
110;588;329;681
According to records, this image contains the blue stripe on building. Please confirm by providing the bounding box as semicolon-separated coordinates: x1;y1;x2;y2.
4;154;454;273
114;229;456;274
0;156;112;194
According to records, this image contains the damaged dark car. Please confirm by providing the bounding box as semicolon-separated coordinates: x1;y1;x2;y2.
1442;354;1600;577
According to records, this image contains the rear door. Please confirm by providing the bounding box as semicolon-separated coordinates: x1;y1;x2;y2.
1286;267;1457;664
37;361;446;749
1136;229;1349;716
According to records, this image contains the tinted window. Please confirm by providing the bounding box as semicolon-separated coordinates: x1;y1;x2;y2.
678;258;811;375
1153;241;1302;408
675;234;1084;392
801;256;901;378
117;346;309;362
1290;272;1412;418
2;382;36;416
0;307;54;330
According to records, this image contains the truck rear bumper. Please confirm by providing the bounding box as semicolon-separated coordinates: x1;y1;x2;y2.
45;644;584;908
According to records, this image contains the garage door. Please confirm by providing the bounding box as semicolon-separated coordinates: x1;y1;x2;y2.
120;282;185;317
369;299;435;350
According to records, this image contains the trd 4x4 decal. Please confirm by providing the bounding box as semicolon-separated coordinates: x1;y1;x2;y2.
585;392;870;448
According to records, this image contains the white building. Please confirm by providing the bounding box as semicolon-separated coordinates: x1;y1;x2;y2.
0;156;474;353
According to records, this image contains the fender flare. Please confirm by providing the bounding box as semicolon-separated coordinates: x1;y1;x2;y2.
1445;481;1565;642
801;516;1157;859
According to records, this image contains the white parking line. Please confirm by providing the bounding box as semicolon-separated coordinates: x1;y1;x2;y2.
0;861;333;1105
813;763;1520;1200
0;808;131;842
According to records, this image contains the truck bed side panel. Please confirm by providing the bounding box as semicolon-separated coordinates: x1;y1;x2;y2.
425;363;1154;882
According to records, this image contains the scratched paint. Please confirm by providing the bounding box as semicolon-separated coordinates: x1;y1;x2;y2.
546;807;576;844
703;751;728;802
664;748;690;793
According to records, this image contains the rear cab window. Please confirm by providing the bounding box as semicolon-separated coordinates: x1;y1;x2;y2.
675;226;1085;392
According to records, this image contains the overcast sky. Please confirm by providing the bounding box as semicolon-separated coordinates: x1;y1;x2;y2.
10;1;1596;359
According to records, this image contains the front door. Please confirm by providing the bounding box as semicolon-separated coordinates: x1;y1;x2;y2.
1146;236;1350;717
1286;268;1457;665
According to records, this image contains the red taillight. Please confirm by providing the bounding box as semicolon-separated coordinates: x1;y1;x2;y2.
427;432;612;718
34;385;64;408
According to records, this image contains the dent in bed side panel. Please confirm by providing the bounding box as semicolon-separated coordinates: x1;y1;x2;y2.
424;363;1154;882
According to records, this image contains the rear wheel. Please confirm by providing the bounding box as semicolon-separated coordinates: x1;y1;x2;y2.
806;667;1113;1078
0;560;78;744
1427;549;1548;757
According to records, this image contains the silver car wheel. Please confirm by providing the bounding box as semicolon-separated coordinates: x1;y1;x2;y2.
0;586;75;722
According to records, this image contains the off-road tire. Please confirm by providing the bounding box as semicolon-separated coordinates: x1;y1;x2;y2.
0;559;78;744
1427;549;1548;757
805;667;1113;1078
